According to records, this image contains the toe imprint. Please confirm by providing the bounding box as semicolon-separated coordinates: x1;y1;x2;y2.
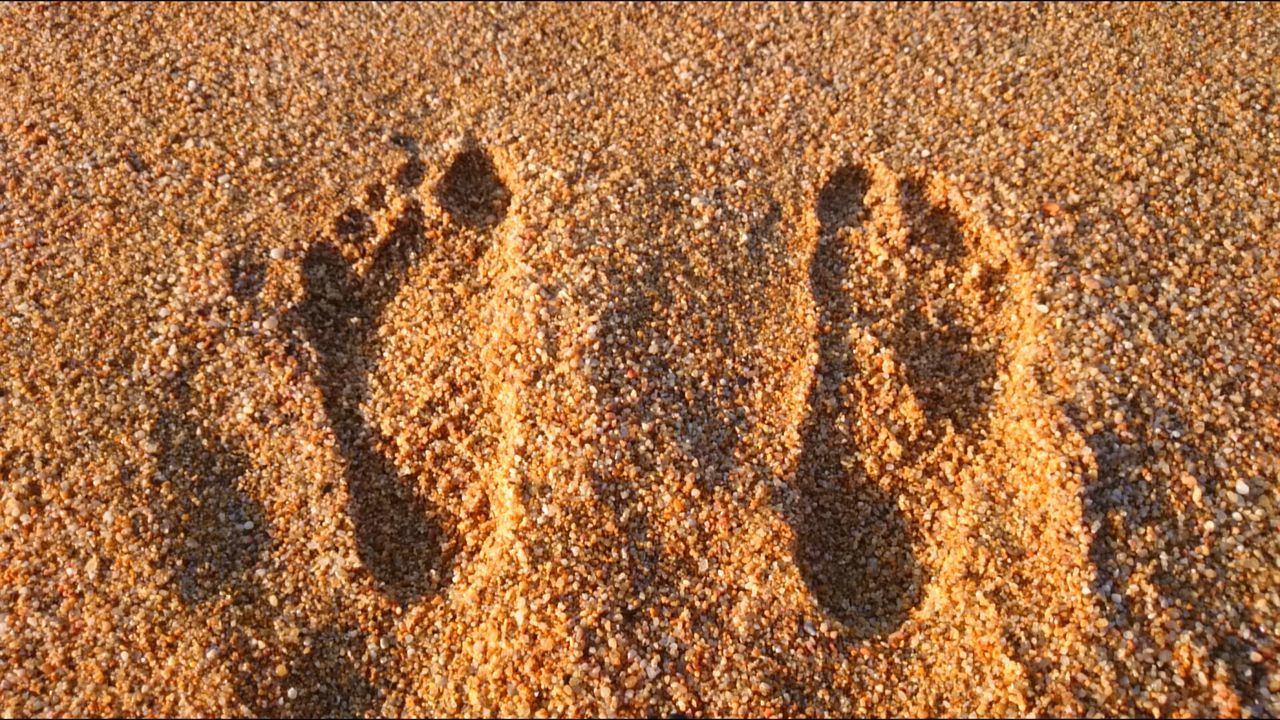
434;147;512;231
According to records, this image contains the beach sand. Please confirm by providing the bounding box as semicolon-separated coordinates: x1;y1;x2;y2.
1;3;1277;716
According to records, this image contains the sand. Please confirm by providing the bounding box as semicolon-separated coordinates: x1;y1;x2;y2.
1;3;1277;717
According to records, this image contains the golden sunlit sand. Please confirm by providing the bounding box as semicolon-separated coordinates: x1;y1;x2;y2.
1;3;1277;716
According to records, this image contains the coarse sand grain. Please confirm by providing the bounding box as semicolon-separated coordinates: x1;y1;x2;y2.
1;3;1278;717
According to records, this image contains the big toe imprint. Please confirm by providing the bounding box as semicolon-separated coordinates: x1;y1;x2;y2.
791;164;923;637
297;144;509;603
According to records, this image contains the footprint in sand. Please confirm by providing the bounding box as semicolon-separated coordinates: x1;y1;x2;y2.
789;161;1010;637
299;139;511;604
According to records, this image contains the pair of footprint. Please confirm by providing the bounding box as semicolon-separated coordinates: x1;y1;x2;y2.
294;147;1011;640
158;143;1010;651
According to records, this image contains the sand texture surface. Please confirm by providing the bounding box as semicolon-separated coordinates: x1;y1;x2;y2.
2;3;1278;717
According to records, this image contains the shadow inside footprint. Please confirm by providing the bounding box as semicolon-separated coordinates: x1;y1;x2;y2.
300;197;450;605
152;376;270;606
434;148;512;230
791;165;921;636
816;164;870;234
891;177;998;439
